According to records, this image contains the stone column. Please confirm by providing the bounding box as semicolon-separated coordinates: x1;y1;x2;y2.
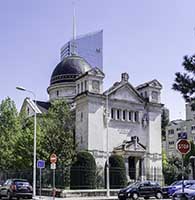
124;156;130;183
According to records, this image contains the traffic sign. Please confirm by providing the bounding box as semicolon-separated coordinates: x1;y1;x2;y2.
37;160;45;168
51;163;56;170
176;139;191;155
50;153;57;163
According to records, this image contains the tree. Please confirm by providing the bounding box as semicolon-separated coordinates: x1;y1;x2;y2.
105;155;127;189
162;156;188;185
13;112;47;170
70;151;96;189
42;99;75;167
173;54;195;110
0;97;21;170
161;108;169;141
183;141;195;179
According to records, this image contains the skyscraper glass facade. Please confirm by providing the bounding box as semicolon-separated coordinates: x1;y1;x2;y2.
60;30;103;70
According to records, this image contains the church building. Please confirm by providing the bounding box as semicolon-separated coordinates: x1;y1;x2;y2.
22;53;163;183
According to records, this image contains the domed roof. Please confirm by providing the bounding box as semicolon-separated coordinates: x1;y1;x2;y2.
50;55;92;85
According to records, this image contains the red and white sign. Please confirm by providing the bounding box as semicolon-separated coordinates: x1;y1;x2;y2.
176;139;191;155
50;153;57;163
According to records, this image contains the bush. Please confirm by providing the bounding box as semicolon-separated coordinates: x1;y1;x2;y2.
70;151;96;189
105;154;127;189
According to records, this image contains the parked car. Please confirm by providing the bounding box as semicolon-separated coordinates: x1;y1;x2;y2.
172;184;195;200
0;179;33;200
162;180;195;198
118;181;163;200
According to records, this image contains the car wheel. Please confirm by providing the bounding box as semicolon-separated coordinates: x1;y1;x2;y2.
132;192;139;200
144;197;149;199
156;192;162;199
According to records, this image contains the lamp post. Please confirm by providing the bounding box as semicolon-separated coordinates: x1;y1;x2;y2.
190;156;195;179
106;93;110;197
16;86;37;198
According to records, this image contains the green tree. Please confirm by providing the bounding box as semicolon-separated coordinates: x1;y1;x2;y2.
183;141;195;179
42;99;75;167
161;108;169;141
105;155;127;189
70;151;96;189
0;97;21;170
173;54;195;110
13;112;47;170
162;156;188;185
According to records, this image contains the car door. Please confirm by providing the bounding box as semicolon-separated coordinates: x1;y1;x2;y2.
0;179;10;196
139;182;151;197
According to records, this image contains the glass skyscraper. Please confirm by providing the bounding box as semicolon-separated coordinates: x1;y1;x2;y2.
60;30;103;70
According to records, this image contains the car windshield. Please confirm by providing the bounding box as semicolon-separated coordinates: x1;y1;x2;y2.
127;182;140;188
188;184;195;190
14;180;30;187
171;181;182;186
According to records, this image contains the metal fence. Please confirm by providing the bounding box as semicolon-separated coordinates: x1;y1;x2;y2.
0;167;163;189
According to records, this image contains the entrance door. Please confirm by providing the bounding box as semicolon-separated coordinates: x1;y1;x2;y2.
128;157;136;179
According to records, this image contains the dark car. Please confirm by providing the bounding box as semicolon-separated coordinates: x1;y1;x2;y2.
163;180;195;197
0;179;32;199
172;184;195;200
118;181;163;200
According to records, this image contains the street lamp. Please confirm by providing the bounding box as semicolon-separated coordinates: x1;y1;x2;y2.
190;156;195;179
106;92;110;197
16;86;37;198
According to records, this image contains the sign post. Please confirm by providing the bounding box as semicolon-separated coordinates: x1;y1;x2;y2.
37;160;45;199
50;154;57;200
176;139;191;193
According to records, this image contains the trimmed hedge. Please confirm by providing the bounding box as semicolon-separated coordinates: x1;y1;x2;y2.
105;154;127;189
70;151;96;189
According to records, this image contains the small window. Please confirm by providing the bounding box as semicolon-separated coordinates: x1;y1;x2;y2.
169;141;174;145
168;129;174;135
151;91;158;100
85;80;87;91
144;91;147;98
27;107;30;115
128;111;132;121
77;84;80;94
134;112;139;122
56;90;59;96
81;112;83;122
81;82;83;92
111;108;115;119
123;110;126;120
117;109;121;120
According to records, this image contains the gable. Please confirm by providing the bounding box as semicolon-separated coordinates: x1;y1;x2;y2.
148;79;162;89
109;84;144;104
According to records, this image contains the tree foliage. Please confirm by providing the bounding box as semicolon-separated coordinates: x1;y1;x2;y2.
161;108;169;140
163;155;189;185
173;54;195;110
41;99;75;167
70;151;96;189
106;155;127;189
0;98;75;171
0;97;21;170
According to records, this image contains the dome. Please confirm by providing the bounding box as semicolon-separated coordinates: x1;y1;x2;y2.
50;55;92;85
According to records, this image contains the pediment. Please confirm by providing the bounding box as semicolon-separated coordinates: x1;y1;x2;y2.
87;67;104;77
148;80;162;89
114;139;146;154
108;84;144;104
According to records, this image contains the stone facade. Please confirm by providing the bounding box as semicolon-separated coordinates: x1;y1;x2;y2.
22;55;163;183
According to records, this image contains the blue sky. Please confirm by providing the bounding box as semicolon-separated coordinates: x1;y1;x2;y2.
0;0;195;120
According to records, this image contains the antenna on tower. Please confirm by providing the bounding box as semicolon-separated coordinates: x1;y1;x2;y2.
72;1;76;55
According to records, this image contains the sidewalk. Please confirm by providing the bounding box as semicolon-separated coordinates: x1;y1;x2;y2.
34;196;118;200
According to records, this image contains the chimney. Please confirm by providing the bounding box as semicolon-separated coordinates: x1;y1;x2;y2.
121;72;129;82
